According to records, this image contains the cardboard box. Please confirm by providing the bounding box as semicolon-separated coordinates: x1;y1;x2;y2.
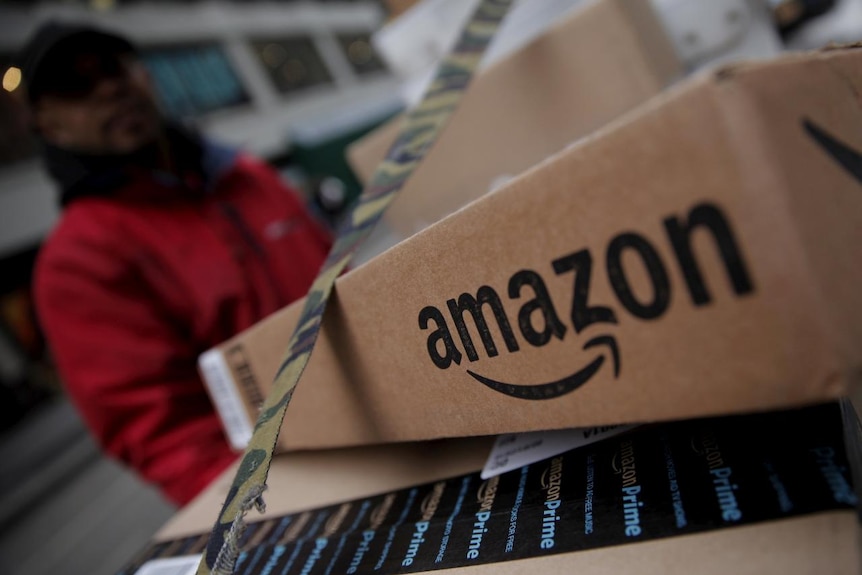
201;46;862;453
135;404;862;574
347;0;681;239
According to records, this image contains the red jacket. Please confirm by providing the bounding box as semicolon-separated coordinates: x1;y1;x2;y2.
34;134;331;505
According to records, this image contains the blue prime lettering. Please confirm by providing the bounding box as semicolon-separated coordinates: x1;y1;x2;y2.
709;467;741;522
282;540;306;575
235;551;248;571
696;433;741;522
322;500;372;575
811;447;858;506
541;501;561;549
402;521;429;567
374;488;417;570
540;457;564;549
258;545;286;575
622;486;644;537
466;511;490;560
617;441;643;537
346;530;375;575
299;538;328;575
466;477;499;560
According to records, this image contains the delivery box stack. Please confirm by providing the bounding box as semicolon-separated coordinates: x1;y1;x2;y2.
130;1;862;574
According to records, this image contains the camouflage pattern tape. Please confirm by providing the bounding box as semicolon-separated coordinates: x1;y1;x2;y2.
196;1;514;573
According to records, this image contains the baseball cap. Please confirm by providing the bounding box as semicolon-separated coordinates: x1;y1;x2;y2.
18;21;137;102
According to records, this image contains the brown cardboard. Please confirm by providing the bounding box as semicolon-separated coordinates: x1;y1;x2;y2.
347;0;681;238
200;47;862;453
156;437;494;541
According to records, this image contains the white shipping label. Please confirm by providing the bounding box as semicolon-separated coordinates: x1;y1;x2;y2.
134;555;202;575
198;349;254;450
481;425;638;479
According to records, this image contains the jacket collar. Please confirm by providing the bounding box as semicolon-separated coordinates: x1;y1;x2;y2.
42;123;238;207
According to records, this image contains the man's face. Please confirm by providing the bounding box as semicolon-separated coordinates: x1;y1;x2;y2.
33;52;162;156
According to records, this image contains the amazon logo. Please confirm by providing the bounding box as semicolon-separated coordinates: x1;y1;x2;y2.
804;118;862;185
418;202;755;400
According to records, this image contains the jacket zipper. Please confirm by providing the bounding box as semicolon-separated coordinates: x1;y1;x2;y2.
217;202;288;312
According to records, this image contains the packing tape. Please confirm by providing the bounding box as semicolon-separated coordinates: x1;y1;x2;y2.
196;2;515;573
128;403;857;575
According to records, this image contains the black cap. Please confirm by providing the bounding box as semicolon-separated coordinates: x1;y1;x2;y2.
18;21;136;103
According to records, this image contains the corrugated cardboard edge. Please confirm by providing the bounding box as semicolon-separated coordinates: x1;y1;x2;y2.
821;41;862;52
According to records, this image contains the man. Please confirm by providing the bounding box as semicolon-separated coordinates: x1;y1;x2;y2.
22;22;333;505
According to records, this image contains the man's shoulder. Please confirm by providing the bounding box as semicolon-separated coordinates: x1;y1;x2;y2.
46;198;125;243
36;200;132;274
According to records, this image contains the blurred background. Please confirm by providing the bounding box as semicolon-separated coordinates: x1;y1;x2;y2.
0;0;859;574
